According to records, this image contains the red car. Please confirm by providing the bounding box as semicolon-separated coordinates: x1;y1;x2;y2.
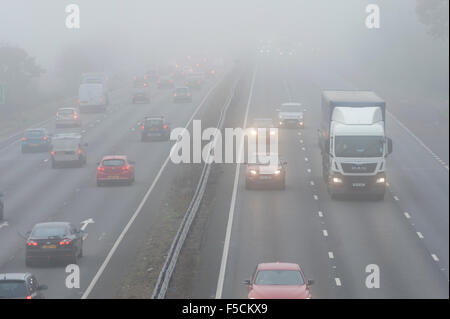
243;262;314;299
96;155;135;186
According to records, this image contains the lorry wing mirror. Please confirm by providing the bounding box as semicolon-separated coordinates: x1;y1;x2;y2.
387;138;393;155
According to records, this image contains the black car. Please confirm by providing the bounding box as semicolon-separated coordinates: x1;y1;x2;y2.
140;116;170;141
0;273;47;299
0;193;4;220
173;87;192;103
25;222;83;266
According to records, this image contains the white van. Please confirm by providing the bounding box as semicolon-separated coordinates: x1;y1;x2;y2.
78;83;107;112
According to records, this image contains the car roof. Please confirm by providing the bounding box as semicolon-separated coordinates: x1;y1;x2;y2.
33;222;70;229
101;155;127;161
25;128;46;132
0;273;31;281
52;133;81;139
257;262;301;271
145;116;164;120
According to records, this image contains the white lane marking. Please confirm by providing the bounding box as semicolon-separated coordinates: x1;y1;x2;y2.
301;147;306;151
322;230;328;237
393;196;399;201
82;78;222;300
318;211;323;218
388;111;449;172
80;218;95;231
297;132;302;136
404;212;411;219
304;157;309;162
431;254;440;262
416;232;424;239
0;221;8;229
335;278;342;286
310;181;315;186
43;158;49;162
313;195;318;200
328;252;334;259
216;65;257;299
299;139;303;143
307;168;311;173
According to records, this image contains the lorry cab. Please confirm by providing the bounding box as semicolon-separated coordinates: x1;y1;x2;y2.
320;91;393;200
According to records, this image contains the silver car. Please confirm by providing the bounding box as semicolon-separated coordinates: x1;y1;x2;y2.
55;107;81;128
50;133;88;168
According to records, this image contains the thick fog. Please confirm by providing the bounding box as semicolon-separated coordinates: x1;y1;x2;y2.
0;0;448;102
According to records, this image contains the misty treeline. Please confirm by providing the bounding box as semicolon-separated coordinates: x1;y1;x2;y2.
416;0;449;40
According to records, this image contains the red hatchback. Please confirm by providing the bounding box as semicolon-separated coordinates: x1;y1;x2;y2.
96;155;135;186
243;262;314;299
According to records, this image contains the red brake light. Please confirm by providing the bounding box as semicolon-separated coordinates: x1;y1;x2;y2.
163;125;167;129
59;239;72;245
122;165;130;171
50;151;55;156
42;136;47;141
26;296;32;299
97;166;105;172
77;148;82;155
22;137;27;141
27;240;38;246
141;125;145;130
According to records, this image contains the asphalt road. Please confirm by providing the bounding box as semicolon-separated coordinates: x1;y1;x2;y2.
187;54;449;299
0;74;222;299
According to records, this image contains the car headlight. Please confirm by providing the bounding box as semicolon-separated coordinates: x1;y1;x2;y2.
279;121;283;125
251;129;257;135
250;170;258;175
270;130;276;135
332;177;343;183
376;177;386;183
273;170;281;175
299;121;303;125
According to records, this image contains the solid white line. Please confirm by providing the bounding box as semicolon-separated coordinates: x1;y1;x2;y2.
388;111;449;172
313;195;318;200
393;196;399;201
310;181;315;186
322;230;328;237
404;212;411;219
318;211;323;218
328;252;334;259
335;278;342;286
416;232;424;239
431;254;440;262
215;64;257;299
81;78;222;299
307;168;311;173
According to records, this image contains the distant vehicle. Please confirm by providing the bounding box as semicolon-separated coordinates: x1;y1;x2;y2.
0;193;4;220
185;73;204;89
132;79;151;104
78;83;108;112
277;102;304;128
245;153;287;190
140;116;170;141
319;91;393;200
182;65;193;76
55;107;81;128
173;87;192;103
81;72;109;91
96;155;135;186
250;118;277;147
0;273;47;299
144;70;158;82
25;222;84;266
157;76;174;89
204;68;216;79
21;128;51;153
242;262;313;299
50;133;87;168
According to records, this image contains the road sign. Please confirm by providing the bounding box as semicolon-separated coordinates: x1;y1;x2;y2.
0;84;5;105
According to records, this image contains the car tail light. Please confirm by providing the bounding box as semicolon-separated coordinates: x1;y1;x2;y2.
27;240;38;247
163;125;167;129
22;137;27;141
59;238;72;245
174;93;177;96
77;148;82;155
42;136;47;141
26;296;32;299
50;150;55;156
122;165;130;171
141;125;145;130
97;166;105;172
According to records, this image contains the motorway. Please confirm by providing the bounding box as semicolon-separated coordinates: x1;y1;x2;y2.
186;54;449;299
0;73;223;298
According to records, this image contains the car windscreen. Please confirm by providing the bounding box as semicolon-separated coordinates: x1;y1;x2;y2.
145;119;163;127
25;130;44;138
254;270;304;286
102;159;125;167
31;225;68;238
0;281;27;298
280;105;301;112
335;136;384;158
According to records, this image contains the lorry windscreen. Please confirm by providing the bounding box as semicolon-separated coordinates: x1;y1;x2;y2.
335;136;384;158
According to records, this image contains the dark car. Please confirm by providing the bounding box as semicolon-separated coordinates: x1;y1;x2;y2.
0;193;4;220
21;128;51;153
140;116;170;141
185;73;204;89
157;76;175;89
25;222;83;266
173;87;192;103
245;153;287;190
0;273;47;299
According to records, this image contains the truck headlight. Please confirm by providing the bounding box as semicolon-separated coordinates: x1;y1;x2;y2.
376;177;386;183
273;169;281;175
332;177;343;184
270;130;276;136
250;170;258;175
299;121;303;126
251;129;257;135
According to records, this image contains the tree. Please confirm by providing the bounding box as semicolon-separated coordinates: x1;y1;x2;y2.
416;0;449;40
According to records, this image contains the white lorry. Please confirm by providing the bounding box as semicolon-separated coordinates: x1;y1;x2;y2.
78;83;108;112
319;90;393;200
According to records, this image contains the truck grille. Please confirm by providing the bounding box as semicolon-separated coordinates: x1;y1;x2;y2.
341;163;377;173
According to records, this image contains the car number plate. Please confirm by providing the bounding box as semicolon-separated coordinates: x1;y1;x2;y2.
43;244;56;249
352;183;366;187
259;175;272;180
108;176;120;179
